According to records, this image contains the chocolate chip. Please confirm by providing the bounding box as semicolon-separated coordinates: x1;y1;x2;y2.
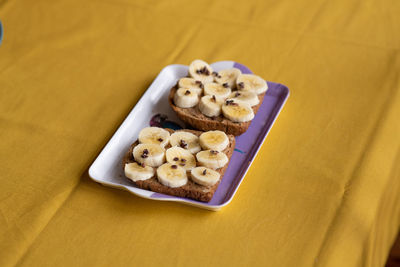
199;83;204;89
184;90;191;95
195;80;202;84
235;92;241;97
212;71;218;76
157;138;163;142
198;66;210;76
211;95;216;102
171;164;178;169
202;169;207;175
181;158;186;162
179;163;185;166
197;67;205;74
210;150;219;154
143;149;149;154
225;99;238;106
180;139;188;148
173;157;179;161
238;82;244;89
222;83;229;88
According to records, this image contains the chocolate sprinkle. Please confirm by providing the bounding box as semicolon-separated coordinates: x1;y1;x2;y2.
195;80;202;84
184;90;191;95
235;92;241;97
139;163;145;167
141;154;148;158
238;82;244;89
211;95;216;102
181;158;186;162
157;138;163;142
173;157;179;161
171;165;178;169
222;83;229;88
179;163;185;166
202;169;207;175
210;150;219;155
143;149;149;154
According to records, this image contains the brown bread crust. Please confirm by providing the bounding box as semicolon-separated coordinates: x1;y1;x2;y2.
168;85;265;136
123;129;236;202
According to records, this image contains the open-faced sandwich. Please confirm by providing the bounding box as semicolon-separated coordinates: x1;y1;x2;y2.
123;126;235;202
169;59;268;136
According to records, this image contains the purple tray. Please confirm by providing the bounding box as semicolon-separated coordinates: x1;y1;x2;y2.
89;61;289;211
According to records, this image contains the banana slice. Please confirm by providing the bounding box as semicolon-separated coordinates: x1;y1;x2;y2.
198;95;223;117
214;68;242;88
138;127;170;147
124;162;154;182
196;150;228;170
190;167;220;187
199;130;229;151
178;77;204;95
203;82;231;100
170;131;201;154
174;88;199;108
188;59;214;83
229;91;260;107
222;99;254;123
166;146;196;171
236;74;268;94
157;163;188;188
133;144;165;167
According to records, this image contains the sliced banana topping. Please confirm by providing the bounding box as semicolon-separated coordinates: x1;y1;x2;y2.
138;127;170;147
222;99;254;123
133;144;165;167
199;130;229;151
124;162;154;182
166;146;196;171
214;68;241;89
191;167;220;187
188;59;214;84
178;77;204;95
229;90;260;107
203;82;231;100
196;150;228;170
236;74;268;95
157;163;188;188
198;95;223;117
170;131;201;154
174;88;199;108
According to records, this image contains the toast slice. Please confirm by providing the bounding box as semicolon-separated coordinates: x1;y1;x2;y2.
168;85;266;136
123;129;236;202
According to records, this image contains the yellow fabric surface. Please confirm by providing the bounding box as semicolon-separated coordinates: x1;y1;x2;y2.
1;0;399;266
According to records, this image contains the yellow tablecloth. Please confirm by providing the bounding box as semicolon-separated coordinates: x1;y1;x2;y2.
1;0;399;266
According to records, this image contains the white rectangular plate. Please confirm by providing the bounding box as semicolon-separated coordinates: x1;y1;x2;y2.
89;61;289;211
